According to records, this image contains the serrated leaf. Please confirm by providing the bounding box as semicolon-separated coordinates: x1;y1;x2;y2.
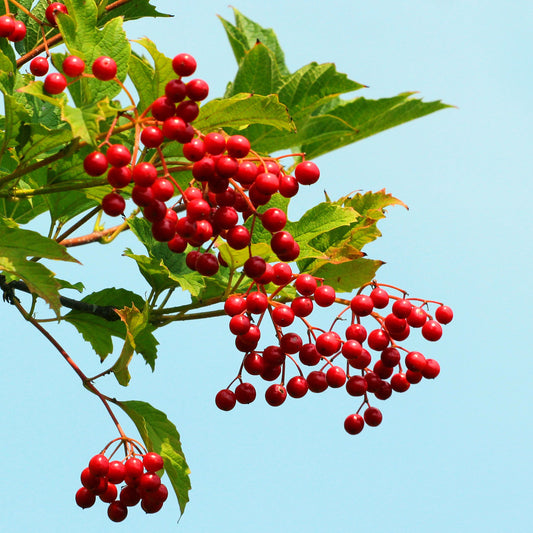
0;220;79;313
97;0;171;25
118;400;191;514
217;242;273;270
195;93;294;133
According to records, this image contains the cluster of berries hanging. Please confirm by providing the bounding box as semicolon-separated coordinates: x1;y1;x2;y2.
219;280;453;435
75;439;167;522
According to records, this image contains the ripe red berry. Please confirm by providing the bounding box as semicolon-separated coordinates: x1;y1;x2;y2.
260;363;281;381
100;482;118;503
30;56;49;76
88;454;109;476
291;296;313;317
421;319;443;341
279;332;302;354
345;323;367;343
246;291;268;314
342;339;363;360
107;460;126;484
279;174;299;197
406;369;423;384
43;72;67;94
326;365;346;388
226;225;251;249
107;166;131;188
407;306;428;328
215;389;236;411
294;161;320;185
367;328;390;351
435;305;453;324
132;162;157;187
151;178;175;201
346;375;368;396
344;414;365;435
165;78;187;102
235;382;256;404
364;406;383;427
261;208;287;232
347;347;372;370
0;15;15;37
120;484;141;506
80;467;99;490
124;457;144;478
45;2;68;25
350;294;374;316
243;352;265;375
186;78;209;101
8;20;26;42
380;347;401;367
271;304;294;327
102;192;125;216
131;185;155;207
373;379;392;400
195;253;219;276
405;351;426;372
106;144;131;167
176;100;200;122
92;56;117;81
391;372;411;392
316;331;342;356
107;501;128;522
183;138;206;162
76;487;96;509
392;298;413;318
314;285;336;307
307;371;328;393
224;295;247;316
270;231;295;256
265;384;287;406
151;217;177;242
370;287;389;308
141;126;164;148
422;358;440;379
226;135;251;158
172;53;197;76
203;132;226;155
139;472;161;493
263;345;286;366
299;343;321;366
286;376;308;398
255;172;279;195
62;55;85;77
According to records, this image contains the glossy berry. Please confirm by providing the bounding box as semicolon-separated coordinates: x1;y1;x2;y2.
370;287;389;308
107;460;126;484
279;332;302;354
407;306;428;328
271;304;294;327
265;384;287;406
422;358;440;379
345;323;367;343
316;331;342;356
165;78;187;102
261;208;287;232
307;371;328;393
286;376;308;398
76;487;96;509
405;351;426;372
392;298;413;318
132;162;157;187
314;285;336;307
0;15;15;37
107;166;131;188
62;55;85;77
124;457;144;478
294;274;317;296
45;3;68;25
204;132;226;155
294;161;320;185
391;372;411;392
291;296;313;317
43;73;67;94
106;144;131;167
224;295;247;316
30;56;49;76
88;454;109;476
235;382;256;404
8;20;26;42
350;294;374;316
367;328;390;351
364;406;383;427
186;78;209;101
435;305;453;324
92;56;117;81
421;319;443;341
172;53;197;76
107;501;128;522
226;135;251;158
80;467;99;490
100;483;118;503
326;366;346;388
344;414;365;435
246;291;268;314
345;375;368;396
299;343;320;366
141;126;164;148
215;389;236;411
102;192;125;216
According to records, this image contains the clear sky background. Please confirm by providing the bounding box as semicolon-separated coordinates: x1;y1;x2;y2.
1;1;531;532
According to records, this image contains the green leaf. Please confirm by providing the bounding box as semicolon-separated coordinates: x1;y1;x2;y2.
64;288;144;360
129;38;175;113
112;304;158;385
219;8;289;75
97;0;171;25
195;93;295;133
118;400;191;514
0;219;79;313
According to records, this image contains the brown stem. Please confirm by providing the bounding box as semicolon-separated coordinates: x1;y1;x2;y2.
12;298;127;439
59;223;129;247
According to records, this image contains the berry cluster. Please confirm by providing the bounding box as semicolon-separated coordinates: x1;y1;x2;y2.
218;280;453;435
0;13;26;42
75;447;167;522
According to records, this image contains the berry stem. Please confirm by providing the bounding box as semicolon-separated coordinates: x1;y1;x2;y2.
12;298;128;440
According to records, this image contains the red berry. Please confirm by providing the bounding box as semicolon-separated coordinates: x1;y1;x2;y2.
80;467;99;490
106;144;131;167
363;406;383;427
350;294;374;316
186;78;209;101
342;339;363;360
246;291;268;314
183;138;206;161
291;296;313;317
307;371;328;393
100;482;118;503
347;347;372;370
124;457;144;478
326;365;346;388
345;323;367;343
204;132;226;155
102;192;125;216
224;295;247;316
107;501;128;522
107;166;131;188
235;382;256;404
0;15;15;37
226;135;250;158
92;56;117;81
151;178;175;201
260;363;281;381
76;487;96;509
346;375;368;396
392;298;413;318
373;379;393;400
265;384;287;406
120;485;141;506
30;56;49;77
314;285;336;307
243;352;265;375
62;55;85;77
215;389;236;411
316;331;342;356
391;372;410;392
141;126;164;147
132;162;157;187
422;358;440;379
263;345;285;366
45;2;68;26
405;351;426;372
271;304;294;327
43;72;67;94
226;225;251;249
299;343;321;366
187;198;210;221
143;199;167;223
176;100;200;122
370;287;389;308
172;53;197;76
165;78;187;102
407;306;428;328
195;253;219;276
151;217;177;242
279;332;302;354
286;376;308;398
435;305;453;324
421;319;443;341
406;369;423;384
139;472;161;493
107;461;126;484
367;328;390;351
279;174;299;197
380;347;401;367
167;234;187;253
344;414;365;435
8;20;26;42
270;231;295;255
131;185;155;207
255;172;279;195
294;161;320;185
272;262;293;286
261;208;287;232
89;454;109;477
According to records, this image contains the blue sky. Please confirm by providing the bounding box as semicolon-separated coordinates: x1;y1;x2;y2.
1;1;531;532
